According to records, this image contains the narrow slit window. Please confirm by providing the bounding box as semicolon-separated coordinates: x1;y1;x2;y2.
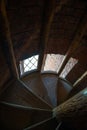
20;55;39;75
60;57;78;78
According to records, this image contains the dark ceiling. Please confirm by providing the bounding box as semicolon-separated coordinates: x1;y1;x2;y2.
0;0;87;92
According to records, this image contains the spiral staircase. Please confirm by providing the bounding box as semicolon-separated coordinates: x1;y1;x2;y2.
0;71;86;130
0;71;87;130
0;0;87;129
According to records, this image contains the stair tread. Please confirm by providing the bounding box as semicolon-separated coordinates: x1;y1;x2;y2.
0;101;52;130
0;79;52;110
22;72;53;106
22;72;72;107
24;117;58;130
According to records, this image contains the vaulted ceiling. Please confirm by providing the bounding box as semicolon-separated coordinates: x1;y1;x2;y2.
0;0;87;92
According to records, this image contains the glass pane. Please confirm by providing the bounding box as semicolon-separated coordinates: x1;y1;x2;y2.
43;54;65;73
60;57;78;78
20;55;39;75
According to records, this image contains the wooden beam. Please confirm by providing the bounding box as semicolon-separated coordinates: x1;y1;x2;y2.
55;0;69;12
1;0;19;78
38;0;56;71
53;88;87;125
57;11;87;76
73;71;87;87
38;0;69;71
41;0;69;46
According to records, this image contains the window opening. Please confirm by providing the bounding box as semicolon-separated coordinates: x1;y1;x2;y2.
20;55;39;75
20;53;78;78
42;54;65;73
42;54;78;78
60;57;78;78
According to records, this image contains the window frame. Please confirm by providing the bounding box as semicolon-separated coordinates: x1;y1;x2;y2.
19;55;39;76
